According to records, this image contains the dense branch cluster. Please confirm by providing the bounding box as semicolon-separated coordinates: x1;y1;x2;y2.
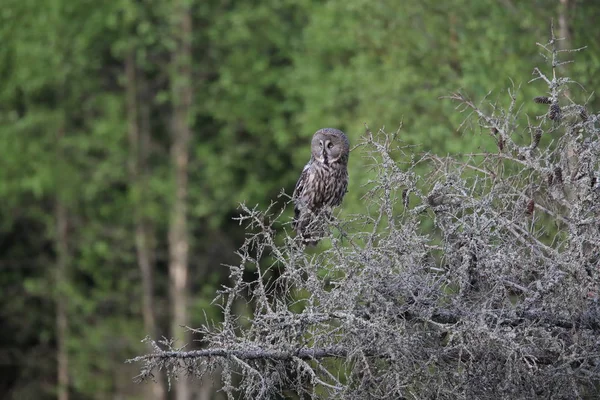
129;35;600;399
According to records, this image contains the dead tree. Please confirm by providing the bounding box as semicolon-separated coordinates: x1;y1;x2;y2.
130;30;600;400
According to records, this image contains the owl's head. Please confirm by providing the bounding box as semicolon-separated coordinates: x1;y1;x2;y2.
311;128;350;166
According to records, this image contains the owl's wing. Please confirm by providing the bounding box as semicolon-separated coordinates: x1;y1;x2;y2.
292;163;311;229
330;173;348;207
293;163;310;200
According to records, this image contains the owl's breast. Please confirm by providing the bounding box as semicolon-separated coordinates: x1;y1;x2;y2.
316;163;348;208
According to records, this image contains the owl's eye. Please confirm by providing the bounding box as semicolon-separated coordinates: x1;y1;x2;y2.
327;142;333;149
319;140;323;148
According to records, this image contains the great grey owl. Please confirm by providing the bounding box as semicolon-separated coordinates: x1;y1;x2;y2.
292;128;350;244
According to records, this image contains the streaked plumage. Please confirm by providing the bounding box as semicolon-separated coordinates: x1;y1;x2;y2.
293;128;350;244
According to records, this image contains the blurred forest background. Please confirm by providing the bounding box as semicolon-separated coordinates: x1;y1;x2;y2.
1;0;599;399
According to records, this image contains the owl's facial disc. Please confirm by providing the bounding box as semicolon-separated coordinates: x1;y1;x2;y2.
311;128;349;166
312;129;349;165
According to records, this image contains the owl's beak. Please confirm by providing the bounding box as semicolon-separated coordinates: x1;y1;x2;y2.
322;149;328;165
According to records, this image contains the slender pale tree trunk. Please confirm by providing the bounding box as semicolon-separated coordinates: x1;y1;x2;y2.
558;0;570;49
55;124;69;400
169;1;193;399
558;0;571;98
125;50;166;400
448;12;461;75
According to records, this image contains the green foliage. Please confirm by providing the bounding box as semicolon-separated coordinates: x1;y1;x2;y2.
1;0;600;398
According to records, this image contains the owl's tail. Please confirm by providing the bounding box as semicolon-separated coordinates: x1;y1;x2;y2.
292;207;330;246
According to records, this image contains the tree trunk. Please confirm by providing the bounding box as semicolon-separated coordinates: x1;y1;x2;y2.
448;12;461;75
558;0;570;49
558;0;571;98
125;50;166;400
169;1;193;399
55;126;69;400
